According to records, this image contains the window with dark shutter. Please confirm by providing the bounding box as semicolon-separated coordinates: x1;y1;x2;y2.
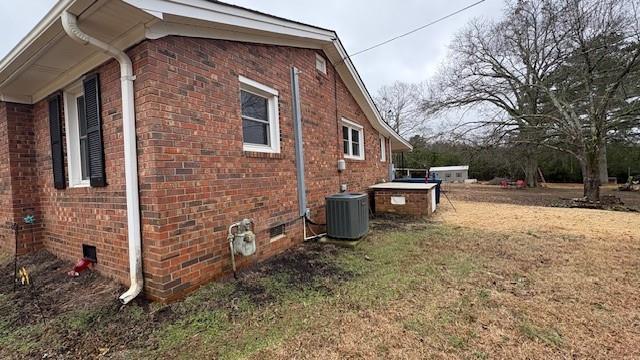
48;93;66;189
82;74;106;187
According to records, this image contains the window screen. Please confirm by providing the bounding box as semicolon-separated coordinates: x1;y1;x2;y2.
241;90;270;146
76;95;89;180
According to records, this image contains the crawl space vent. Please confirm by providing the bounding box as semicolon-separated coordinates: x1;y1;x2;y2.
270;224;285;238
82;244;97;263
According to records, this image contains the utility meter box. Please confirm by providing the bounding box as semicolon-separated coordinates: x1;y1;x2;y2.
325;192;369;239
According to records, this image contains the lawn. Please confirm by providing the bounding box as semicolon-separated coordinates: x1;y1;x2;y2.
1;186;639;359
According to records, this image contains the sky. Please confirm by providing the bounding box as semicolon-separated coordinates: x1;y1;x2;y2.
0;0;504;94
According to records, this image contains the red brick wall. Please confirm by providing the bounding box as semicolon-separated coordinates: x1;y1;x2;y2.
30;58;138;283
374;190;433;217
0;102;15;252
134;37;389;300
0;102;41;255
9;36;391;301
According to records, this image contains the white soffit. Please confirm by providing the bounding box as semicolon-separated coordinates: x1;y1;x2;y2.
0;0;152;103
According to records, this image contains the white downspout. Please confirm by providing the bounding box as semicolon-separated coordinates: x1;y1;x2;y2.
61;11;143;304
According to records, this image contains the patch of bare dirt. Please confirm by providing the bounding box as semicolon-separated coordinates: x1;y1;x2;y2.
0;250;123;325
229;242;354;306
0;251;161;359
0;242;353;359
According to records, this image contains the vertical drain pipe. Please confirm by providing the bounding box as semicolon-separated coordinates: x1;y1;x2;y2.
61;12;143;304
291;67;306;218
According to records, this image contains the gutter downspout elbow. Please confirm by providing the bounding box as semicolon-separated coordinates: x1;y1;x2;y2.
61;11;143;304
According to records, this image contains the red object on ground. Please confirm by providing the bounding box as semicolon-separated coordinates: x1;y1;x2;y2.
516;179;526;189
68;258;93;277
500;180;509;189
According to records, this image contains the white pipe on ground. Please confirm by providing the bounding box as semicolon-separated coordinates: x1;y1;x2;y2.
61;11;143;304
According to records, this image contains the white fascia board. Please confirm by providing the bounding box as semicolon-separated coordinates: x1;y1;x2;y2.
124;0;335;42
0;94;32;104
146;20;327;49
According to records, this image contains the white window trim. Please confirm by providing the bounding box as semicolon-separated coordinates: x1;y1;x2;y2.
341;118;365;160
63;80;90;188
380;135;386;162
239;75;280;154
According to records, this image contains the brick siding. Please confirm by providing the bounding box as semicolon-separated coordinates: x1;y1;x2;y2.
373;190;433;218
0;102;42;255
0;36;391;301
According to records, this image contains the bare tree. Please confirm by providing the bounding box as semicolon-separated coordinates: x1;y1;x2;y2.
426;0;565;187
427;0;640;200
375;81;430;137
534;0;640;201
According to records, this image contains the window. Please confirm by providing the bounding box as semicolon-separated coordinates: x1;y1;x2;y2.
63;81;89;187
239;76;280;153
315;54;327;74
341;118;364;160
380;136;386;162
456;172;462;178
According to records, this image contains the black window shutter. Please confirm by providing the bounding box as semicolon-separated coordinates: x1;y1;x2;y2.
48;93;66;189
83;73;107;187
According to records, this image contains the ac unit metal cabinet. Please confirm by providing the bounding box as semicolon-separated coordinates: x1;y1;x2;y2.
325;192;369;239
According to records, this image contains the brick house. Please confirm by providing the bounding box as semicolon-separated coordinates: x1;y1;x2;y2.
0;0;411;302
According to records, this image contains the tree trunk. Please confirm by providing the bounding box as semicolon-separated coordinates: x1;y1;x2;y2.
582;158;601;203
523;152;538;187
598;141;608;185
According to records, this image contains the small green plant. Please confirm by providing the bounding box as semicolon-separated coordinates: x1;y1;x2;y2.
447;334;466;349
519;321;563;347
473;350;489;359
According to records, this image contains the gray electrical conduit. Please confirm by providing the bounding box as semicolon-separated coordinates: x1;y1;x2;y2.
291;67;327;242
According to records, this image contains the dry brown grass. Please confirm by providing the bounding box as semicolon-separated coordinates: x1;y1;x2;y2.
3;192;639;359
440;200;639;240
251;201;640;359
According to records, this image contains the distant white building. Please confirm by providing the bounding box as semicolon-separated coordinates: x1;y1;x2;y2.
429;165;469;183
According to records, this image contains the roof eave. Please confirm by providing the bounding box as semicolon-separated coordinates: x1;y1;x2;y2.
0;0;413;151
0;0;81;83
